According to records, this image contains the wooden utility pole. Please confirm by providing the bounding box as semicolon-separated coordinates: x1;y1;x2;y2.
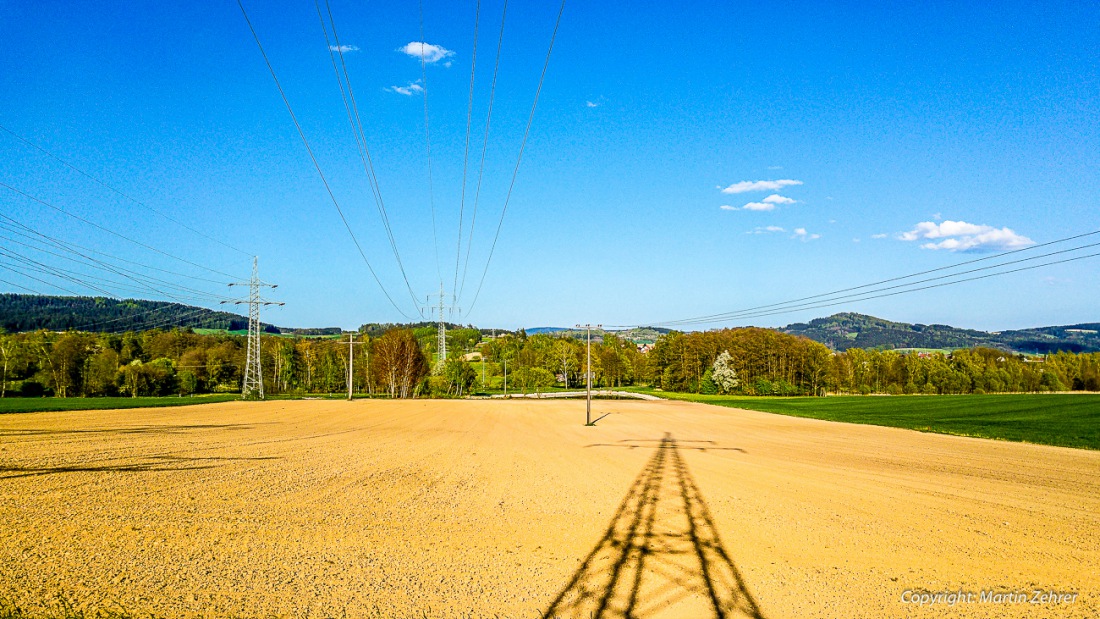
344;333;363;401
576;323;601;425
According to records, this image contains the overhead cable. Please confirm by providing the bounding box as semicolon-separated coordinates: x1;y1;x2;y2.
0;122;252;258
459;0;509;303
236;0;411;318
466;0;566;316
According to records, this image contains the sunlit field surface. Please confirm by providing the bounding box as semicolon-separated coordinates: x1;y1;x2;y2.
1;399;1097;618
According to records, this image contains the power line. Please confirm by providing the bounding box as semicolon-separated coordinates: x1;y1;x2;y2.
317;0;422;311
73;300;221;332
454;0;482;297
419;0;443;283
128;305;225;333
0;263;83;296
0;181;241;279
0;122;252;258
0;248;163;299
608;230;1100;329
0;252;118;297
236;0;411;319
0;246;230;307
0;277;41;295
459;0;509;303
0;216;232;286
715;250;1100;324
0;232;234;304
671;240;1100;326
0;214;235;303
466;0;566;317
654;229;1100;327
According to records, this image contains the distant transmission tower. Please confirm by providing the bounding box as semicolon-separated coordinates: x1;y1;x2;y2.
425;283;457;373
222;257;283;399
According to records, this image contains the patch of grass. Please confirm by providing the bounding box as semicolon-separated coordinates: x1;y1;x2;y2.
0;394;239;414
631;389;1100;450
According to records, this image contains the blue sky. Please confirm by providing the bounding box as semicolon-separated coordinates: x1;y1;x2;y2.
0;0;1097;331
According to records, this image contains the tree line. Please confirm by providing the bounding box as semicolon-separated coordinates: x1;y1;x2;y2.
1;325;1097;399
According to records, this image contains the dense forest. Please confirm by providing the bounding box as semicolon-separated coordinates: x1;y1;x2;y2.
0;294;271;333
1;323;1098;399
784;312;1100;354
0;294;357;336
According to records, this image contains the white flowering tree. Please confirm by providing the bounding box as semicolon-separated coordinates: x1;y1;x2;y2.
712;350;740;394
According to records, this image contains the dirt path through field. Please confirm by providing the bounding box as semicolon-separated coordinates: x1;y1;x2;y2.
1;399;1097;618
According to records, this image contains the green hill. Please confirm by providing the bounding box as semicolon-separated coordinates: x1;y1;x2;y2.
0;294;269;333
782;312;1100;354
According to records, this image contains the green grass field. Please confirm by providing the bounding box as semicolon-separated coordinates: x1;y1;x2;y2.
632;390;1100;450
0;394;239;414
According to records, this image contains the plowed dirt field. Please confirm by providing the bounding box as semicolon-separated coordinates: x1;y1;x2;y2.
1;399;1097;618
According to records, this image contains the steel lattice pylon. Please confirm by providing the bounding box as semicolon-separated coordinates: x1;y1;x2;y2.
426;283;451;374
437;283;447;373
222;257;282;399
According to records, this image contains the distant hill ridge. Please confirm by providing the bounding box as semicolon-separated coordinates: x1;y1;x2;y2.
0;294;343;335
782;312;1100;354
2;295;1096;353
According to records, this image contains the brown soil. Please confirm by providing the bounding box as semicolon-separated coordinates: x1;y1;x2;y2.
1;399;1096;618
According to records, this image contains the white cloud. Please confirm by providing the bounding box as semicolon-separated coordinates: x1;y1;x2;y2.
719;205;737;211
398;42;455;63
746;225;786;234
387;81;424;96
586;101;599;108
871;233;888;239
793;228;821;241
762;194;795;204
720;179;803;194
898;220;1034;252
329;44;359;53
741;202;776;211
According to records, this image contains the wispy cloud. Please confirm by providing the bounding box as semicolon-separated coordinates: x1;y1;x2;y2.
746;225;786;235
793;228;821;241
720;179;803;194
721;201;776;211
585;95;607;108
741;202;776;211
871;233;888;239
762;194;795;205
398;42;455;63
898;220;1034;252
387;81;424;96
329;44;359;53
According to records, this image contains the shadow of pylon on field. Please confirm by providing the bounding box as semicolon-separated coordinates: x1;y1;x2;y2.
541;433;767;619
